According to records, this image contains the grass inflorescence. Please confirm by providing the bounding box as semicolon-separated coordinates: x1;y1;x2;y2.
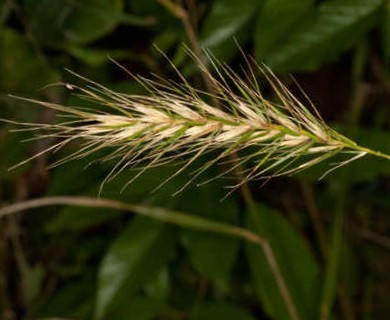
6;52;390;192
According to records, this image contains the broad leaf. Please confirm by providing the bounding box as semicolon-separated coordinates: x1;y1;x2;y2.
45;205;120;232
128;0;180;33
24;0;149;47
0;28;58;93
95;216;175;319
246;203;320;320
46;157;106;197
144;268;170;302
179;183;240;288
255;0;314;59
66;47;133;67
200;0;262;61
266;0;382;72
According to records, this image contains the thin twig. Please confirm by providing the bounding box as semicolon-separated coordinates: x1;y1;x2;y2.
0;196;263;246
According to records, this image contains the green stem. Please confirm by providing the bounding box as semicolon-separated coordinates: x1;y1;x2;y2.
0;196;261;245
320;185;346;320
353;144;390;161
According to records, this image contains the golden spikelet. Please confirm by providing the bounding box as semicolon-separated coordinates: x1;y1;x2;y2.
5;50;389;193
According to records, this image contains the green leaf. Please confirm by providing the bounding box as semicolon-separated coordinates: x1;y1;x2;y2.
0;28;58;93
46;157;106;196
183;231;238;287
190;303;256;320
266;0;382;72
24;0;148;47
144;268;170;302
95;216;175;319
66;47;131;67
128;0;180;33
255;0;314;59
245;203;320;320
179;183;240;287
200;0;262;61
46;205;121;232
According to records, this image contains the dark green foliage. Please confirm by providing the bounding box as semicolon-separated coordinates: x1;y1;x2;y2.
1;1;390;320
96;217;176;319
246;203;320;320
265;0;382;71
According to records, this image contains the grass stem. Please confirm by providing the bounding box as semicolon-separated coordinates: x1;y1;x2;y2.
320;185;345;320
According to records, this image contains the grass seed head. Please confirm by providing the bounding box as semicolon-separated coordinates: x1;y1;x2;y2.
8;51;370;192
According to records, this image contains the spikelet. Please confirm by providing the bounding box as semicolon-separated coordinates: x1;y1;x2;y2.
7;50;381;193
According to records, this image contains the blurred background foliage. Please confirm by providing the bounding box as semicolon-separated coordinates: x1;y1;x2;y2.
1;0;390;319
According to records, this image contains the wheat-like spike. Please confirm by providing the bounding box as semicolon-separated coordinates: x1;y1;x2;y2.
7;53;390;192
